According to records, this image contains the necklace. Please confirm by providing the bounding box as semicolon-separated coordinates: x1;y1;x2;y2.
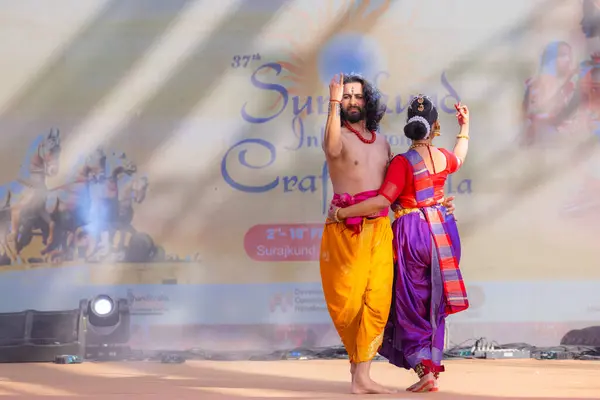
343;121;376;144
409;142;430;150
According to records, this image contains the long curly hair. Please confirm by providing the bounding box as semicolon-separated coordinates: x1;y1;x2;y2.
341;74;387;132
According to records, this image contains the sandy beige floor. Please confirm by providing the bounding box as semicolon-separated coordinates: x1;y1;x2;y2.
0;359;597;399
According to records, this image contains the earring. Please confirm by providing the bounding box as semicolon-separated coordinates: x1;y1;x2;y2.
432;121;441;137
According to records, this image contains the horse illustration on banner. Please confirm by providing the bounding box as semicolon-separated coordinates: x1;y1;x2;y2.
0;128;62;262
113;174;149;253
0;129;174;266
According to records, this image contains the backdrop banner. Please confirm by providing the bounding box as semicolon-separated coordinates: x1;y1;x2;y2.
0;0;598;350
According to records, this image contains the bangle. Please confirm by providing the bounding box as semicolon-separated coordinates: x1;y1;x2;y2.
329;99;341;103
456;134;469;140
328;102;341;116
334;207;342;222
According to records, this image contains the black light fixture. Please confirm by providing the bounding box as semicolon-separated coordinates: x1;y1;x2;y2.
82;295;131;359
0;306;85;363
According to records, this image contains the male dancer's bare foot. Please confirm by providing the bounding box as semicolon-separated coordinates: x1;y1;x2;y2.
406;372;436;393
349;362;394;394
351;377;395;395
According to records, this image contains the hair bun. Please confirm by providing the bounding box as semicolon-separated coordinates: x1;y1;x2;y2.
404;120;428;141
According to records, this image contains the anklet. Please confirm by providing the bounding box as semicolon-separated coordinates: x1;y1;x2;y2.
414;363;430;378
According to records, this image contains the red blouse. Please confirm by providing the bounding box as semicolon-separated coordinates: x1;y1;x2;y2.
378;148;461;208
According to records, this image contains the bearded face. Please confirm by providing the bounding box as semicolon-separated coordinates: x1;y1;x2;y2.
341;104;366;123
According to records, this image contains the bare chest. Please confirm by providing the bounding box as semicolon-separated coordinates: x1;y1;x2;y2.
340;133;388;174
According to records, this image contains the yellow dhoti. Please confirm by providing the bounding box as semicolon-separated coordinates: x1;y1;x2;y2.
319;217;394;363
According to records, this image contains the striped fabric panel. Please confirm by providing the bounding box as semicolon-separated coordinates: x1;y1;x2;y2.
425;207;469;314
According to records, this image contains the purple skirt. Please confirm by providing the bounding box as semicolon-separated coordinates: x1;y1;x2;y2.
379;208;461;371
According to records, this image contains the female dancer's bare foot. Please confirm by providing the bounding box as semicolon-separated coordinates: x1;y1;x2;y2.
428;372;440;392
406;372;436;393
430;378;439;392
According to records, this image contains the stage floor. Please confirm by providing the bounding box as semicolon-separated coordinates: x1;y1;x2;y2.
0;359;598;399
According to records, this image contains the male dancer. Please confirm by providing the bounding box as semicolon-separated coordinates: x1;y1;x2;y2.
320;73;393;394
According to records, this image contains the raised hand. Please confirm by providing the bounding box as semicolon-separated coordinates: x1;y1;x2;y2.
454;103;469;126
330;73;344;102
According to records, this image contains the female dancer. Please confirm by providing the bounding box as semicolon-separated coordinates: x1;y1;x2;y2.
329;95;470;392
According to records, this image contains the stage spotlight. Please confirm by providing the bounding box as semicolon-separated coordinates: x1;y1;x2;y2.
82;295;131;358
92;296;113;317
